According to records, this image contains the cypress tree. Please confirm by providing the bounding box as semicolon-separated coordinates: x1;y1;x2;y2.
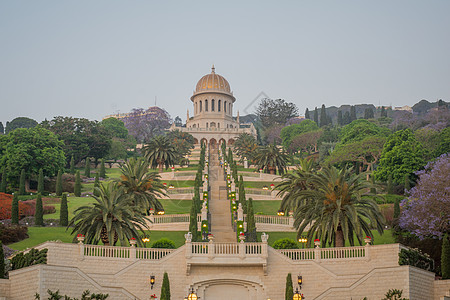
442;234;450;280
37;168;44;194
93;172;100;197
0;167;6;193
285;273;293;300
246;198;257;242
84;157;91;177
393;198;400;219
320;104;327;127
0;122;3;135
69;155;75;174
239;175;247;213
387;174;394;194
74;170;81;197
381;106;387;118
11;193;19;225
100;158;106;178
350;106;357;121
305;108;310;119
189;201;199;242
60;193;68;226
55;170;63;196
160;271;171;300
0;241;4;279
337;110;343;126
313;107;318;124
19;169;26;195
35;193;44;226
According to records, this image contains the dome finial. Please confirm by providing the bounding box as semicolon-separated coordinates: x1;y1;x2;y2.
211;64;215;74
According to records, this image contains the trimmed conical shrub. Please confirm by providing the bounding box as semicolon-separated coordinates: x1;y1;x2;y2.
69;155;75;174
11;193;19;225
189;201;199;242
60;193;68;226
84;157;90;177
55;170;63;196
19;169;26;195
160;271;171;300
74;170;81;197
239;175;247;213
246;198;257;242
285;273;293;300
0;167;6;193
37;168;44;194
35;193;44;226
442;234;450;279
100;158;106;178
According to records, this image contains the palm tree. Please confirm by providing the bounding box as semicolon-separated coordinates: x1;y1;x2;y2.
144;135;177;172
117;157;166;212
277;158;316;212
292;166;385;247
254;144;288;175
68;182;149;246
234;133;258;163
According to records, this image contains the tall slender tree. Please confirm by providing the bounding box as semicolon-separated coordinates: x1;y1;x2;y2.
160;272;171;300
74;170;81;197
11;193;19;225
35;193;44;226
60;193;68;226
313;107;319;124
189;201;199;242
0;167;6;193
337;110;343;126
238;175;247;213
69;155;75;174
37;168;44;194
93;172;100;197
55;170;63;196
320;104;328;127
285;273;293;300
84;157;91;177
305;108;310;119
19;169;26;195
246;198;257;242
100;158;106;178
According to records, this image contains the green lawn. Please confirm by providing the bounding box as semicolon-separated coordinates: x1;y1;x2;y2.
160;199;192;214
244;181;279;189
44;196;95;220
8;228;188;251
253;200;282;215
161;180;196;188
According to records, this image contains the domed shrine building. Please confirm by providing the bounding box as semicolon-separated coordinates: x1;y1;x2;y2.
170;66;256;146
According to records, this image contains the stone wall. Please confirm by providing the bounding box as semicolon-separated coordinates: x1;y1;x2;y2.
1;242;449;300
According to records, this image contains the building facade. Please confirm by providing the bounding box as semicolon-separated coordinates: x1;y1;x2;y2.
170;66;256;146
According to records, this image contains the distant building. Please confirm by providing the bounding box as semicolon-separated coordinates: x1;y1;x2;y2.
393;105;412;112
169;65;256;146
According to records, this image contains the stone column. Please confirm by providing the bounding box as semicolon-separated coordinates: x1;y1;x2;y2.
237;203;243;221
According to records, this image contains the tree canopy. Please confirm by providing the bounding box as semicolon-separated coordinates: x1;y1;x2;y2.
280;119;319;148
256;98;299;128
100;117;129;139
5;117;38;134
122;107;172;143
0;127;65;181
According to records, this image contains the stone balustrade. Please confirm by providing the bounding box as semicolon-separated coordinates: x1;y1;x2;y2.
82;244;175;260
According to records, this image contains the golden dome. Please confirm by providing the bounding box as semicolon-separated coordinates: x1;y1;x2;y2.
193;65;234;98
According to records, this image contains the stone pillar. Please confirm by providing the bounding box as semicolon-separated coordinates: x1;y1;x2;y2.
208;238;214;260
239;239;245;260
129;240;137;261
201;202;208;221
259;169;263;179
244;158;248;169
289;211;294;227
185;232;193;259
171;167;175;179
231;181;236;192
261;233;269;259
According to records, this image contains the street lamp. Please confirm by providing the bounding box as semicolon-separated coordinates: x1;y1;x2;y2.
293;288;303;300
187;288;198;300
298;237;307;248
297;275;302;288
149;275;155;289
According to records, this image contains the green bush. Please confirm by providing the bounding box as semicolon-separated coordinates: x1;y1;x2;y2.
0;167;6;193
11;248;47;270
100;158;106;178
382;289;408;300
160;271;171;300
35;289;109;300
398;248;434;272
0;224;28;244
151;238;176;249
285;273;293;300
272;238;299;249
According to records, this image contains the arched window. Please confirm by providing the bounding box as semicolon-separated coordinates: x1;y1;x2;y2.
218;100;221;112
206;123;208;128
193;124;196;128
212;99;215;111
200;101;202;112
218;123;220;128
210;122;216;128
205;99;208;112
229;103;231;114
224;101;227;113
195;102;197;114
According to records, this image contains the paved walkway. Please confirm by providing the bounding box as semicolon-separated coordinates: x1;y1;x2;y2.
208;147;236;242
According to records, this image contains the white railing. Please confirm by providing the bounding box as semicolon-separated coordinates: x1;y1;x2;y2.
246;243;262;255
253;215;290;225
278;246;367;261
320;246;366;259
174;172;196;177
167;188;194;194
190;242;266;257
83;244;175;260
191;243;209;254
278;249;315;260
136;248;175;259
151;214;202;223
214;243;239;255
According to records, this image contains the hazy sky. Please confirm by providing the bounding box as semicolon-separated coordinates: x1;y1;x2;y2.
1;1;449;124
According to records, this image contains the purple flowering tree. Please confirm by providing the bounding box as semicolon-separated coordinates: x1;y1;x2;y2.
122;107;172;143
399;153;450;239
